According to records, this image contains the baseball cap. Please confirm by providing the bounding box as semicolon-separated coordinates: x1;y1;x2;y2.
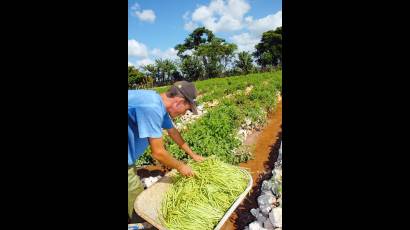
172;81;198;115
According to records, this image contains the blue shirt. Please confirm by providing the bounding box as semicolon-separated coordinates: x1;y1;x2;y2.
128;90;174;166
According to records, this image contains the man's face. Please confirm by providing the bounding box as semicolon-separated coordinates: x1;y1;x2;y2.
168;97;191;118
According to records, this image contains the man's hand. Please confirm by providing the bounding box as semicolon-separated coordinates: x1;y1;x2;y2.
191;153;205;162
167;128;205;162
177;164;195;177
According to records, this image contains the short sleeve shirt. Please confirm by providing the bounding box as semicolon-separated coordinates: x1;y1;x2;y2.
128;90;173;166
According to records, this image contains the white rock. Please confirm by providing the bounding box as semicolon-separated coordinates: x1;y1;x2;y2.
274;168;282;182
261;190;275;197
263;219;274;230
274;160;282;169
278;197;282;208
258;194;276;206
249;221;267;230
269;207;282;228
260;204;272;216
261;180;272;191
271;170;276;179
256;212;267;223
271;182;279;197
250;208;260;217
278;142;282;161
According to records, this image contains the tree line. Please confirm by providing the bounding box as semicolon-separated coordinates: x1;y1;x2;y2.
129;26;282;89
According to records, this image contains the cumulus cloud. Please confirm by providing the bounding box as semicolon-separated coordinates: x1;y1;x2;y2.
184;0;250;32
136;58;154;67
184;21;198;31
128;39;149;57
246;10;282;35
151;48;178;60
128;41;179;68
230;32;260;52
131;3;156;23
135;9;156;22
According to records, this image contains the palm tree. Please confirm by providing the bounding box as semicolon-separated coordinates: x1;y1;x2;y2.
142;64;158;85
235;51;254;74
162;59;177;83
155;59;166;85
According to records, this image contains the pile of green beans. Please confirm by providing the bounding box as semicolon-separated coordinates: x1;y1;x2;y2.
160;157;249;230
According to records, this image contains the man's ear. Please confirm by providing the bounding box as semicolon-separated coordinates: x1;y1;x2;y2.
177;97;185;106
178;99;186;108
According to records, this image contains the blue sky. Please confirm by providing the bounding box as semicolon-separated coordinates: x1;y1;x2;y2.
128;0;282;68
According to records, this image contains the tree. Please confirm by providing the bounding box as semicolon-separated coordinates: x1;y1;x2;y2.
235;51;254;74
162;59;177;83
221;43;238;75
196;38;237;78
175;27;237;79
253;27;282;68
142;64;157;80
154;58;178;86
128;65;146;89
180;55;204;81
175;27;214;58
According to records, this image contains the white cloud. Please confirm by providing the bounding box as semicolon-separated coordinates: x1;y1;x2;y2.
247;10;282;35
184;0;250;32
184;21;198;31
129;47;178;68
230;32;260;52
128;39;149;57
136;58;154;67
192;6;213;21
183;0;281;36
135;9;156;22
226;0;250;19
151;48;178;60
230;9;282;53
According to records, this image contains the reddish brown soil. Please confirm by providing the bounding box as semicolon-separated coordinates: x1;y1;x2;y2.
220;100;282;230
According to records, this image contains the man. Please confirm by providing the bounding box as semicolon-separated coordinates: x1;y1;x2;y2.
128;81;204;221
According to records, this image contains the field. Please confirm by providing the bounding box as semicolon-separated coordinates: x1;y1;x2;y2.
133;70;282;229
135;71;282;166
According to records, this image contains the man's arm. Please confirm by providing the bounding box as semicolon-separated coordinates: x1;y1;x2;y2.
166;127;205;162
148;136;194;177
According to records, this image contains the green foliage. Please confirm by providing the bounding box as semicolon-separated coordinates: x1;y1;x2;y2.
180;55;205;81
175;27;237;80
253;27;282;68
132;28;283;88
135;71;282;167
235;51;254;74
128;65;151;89
154;58;179;86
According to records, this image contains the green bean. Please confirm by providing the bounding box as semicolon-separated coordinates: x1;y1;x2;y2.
160;156;249;230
